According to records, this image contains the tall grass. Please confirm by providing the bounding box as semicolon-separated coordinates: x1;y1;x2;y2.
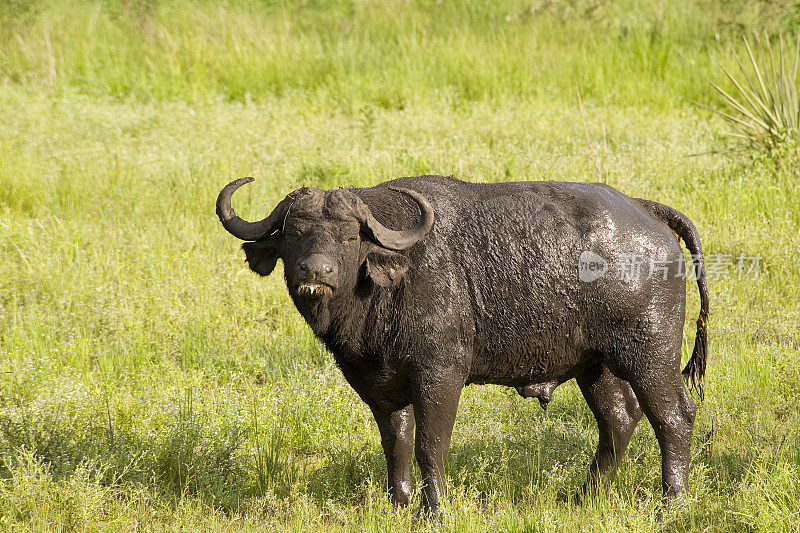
1;0;799;531
0;0;793;110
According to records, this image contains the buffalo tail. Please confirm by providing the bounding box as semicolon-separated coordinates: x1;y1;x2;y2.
637;198;709;400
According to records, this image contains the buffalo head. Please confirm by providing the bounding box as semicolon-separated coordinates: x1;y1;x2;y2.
216;178;434;331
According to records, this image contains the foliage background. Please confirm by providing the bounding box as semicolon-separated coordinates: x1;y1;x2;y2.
1;1;799;530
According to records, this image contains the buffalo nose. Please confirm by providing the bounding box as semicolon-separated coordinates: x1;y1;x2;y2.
298;254;336;277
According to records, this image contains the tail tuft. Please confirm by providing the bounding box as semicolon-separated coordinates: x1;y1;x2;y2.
682;310;708;400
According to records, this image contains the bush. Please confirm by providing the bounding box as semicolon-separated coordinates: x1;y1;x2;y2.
702;34;800;164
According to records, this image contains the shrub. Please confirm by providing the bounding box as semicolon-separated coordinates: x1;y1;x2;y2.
702;34;800;163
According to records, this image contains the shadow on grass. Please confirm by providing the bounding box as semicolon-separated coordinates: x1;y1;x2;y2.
0;408;588;513
446;417;594;505
0;396;774;518
0;402;249;513
304;446;386;506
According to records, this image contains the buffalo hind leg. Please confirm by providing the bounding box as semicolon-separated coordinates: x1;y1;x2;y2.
576;363;642;500
370;404;415;507
411;370;464;515
629;372;697;500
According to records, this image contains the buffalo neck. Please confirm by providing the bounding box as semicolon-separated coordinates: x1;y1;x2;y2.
317;281;406;365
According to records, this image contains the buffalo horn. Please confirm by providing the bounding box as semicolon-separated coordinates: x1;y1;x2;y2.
354;187;434;250
216;177;294;241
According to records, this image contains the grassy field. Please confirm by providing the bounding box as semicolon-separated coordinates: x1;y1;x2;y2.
1;0;799;530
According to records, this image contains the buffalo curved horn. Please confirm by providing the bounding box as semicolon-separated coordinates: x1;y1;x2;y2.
354;187;434;250
216;177;295;241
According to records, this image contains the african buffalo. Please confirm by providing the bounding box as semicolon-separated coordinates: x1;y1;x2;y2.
216;175;709;514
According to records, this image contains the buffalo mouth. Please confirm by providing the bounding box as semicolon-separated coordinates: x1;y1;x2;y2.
295;281;334;299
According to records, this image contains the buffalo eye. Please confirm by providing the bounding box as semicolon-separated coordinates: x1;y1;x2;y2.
342;235;358;244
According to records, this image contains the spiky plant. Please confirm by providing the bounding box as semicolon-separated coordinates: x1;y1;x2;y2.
701;34;800;159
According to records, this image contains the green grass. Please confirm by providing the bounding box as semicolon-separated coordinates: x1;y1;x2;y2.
1;1;799;530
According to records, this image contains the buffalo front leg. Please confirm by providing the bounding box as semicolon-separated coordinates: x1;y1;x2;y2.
576;362;642;499
411;370;464;515
369;404;415;507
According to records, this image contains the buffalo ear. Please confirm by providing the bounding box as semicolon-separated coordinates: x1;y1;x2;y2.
242;237;280;277
364;247;410;288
